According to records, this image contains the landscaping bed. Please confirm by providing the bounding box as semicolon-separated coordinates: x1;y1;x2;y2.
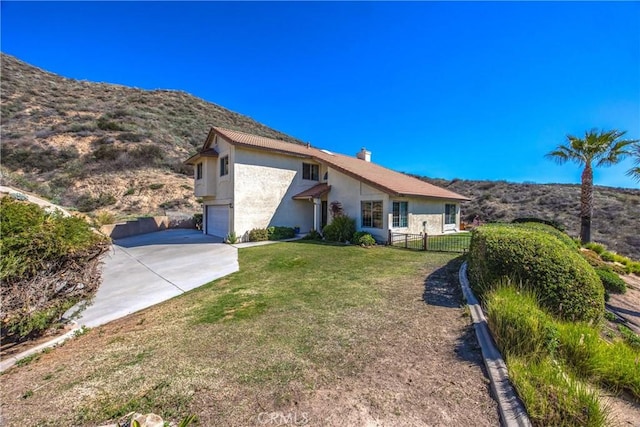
0;243;498;426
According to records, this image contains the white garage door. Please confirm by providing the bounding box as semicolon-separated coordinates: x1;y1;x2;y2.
206;205;229;238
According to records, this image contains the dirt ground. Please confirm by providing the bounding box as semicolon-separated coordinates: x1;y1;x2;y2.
0;257;499;426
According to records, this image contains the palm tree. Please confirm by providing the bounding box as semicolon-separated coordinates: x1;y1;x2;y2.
627;143;640;182
546;129;638;244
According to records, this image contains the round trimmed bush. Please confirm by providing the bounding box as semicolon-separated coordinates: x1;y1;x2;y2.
352;231;376;247
468;224;604;322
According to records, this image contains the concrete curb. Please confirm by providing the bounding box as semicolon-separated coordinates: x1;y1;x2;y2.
459;262;532;427
0;322;81;373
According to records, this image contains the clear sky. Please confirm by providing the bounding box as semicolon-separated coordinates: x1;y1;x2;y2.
2;1;639;188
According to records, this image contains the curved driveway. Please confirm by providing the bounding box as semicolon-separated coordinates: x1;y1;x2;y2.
70;229;238;328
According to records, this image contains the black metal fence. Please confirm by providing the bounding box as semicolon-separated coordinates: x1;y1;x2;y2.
388;231;471;253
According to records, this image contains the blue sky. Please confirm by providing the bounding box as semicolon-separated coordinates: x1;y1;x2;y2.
2;1;639;188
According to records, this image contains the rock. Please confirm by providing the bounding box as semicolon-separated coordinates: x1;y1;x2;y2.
132;412;165;427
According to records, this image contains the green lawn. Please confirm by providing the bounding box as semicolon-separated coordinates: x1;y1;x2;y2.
2;242;472;426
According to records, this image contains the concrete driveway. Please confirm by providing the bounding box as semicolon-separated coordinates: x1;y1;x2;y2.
69;229;238;328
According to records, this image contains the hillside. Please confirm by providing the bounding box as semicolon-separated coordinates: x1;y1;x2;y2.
1;53;638;259
0;53;302;216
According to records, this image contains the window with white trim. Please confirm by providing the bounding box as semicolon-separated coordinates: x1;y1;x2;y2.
196;162;203;180
220;156;229;176
392;201;408;228
445;203;457;225
302;163;319;181
361;200;383;228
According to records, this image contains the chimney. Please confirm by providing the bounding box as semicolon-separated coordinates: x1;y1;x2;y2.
356;147;371;162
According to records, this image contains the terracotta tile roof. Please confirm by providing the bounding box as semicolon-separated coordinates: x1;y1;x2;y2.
185;147;219;165
202;127;469;201
292;183;331;200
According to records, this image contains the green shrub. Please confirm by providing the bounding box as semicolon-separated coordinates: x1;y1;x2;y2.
267;226;295;241
148;183;164;190
512;221;578;250
1;197;109;340
193;213;203;231
96;116;126;131
352;231;376;247
512;217;565;232
468;224;604;322
248;228;269;242
595;268;626;294
584;242;605;255
225;231;238;244
75;193;117;212
600;251;615;262
302;229;322;240
322;216;356;243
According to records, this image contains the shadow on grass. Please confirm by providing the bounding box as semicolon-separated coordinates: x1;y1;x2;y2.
422;256;465;308
422;256;487;369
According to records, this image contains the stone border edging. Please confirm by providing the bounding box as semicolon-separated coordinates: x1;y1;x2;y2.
0;322;81;373
459;262;532;427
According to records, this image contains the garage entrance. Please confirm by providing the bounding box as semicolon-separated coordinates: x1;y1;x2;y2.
206;205;229;238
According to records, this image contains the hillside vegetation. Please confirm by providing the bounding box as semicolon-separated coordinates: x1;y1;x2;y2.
0;53;302;217
1;53;638;258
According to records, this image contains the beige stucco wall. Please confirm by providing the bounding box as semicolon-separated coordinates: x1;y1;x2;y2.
233;148;320;240
194;157;217;197
387;199;460;235
327;167;389;241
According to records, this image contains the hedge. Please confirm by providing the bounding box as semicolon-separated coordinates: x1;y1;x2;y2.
467;224;604;322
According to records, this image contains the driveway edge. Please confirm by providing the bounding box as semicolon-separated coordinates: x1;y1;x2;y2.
459;262;531;427
0;322;81;373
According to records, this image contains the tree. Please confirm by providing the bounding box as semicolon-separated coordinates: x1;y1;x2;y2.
627;143;640;182
545;129;638;244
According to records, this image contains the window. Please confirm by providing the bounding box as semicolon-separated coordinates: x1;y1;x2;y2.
445;204;457;225
196;162;203;180
220;156;229;176
302;163;319;181
392;201;408;228
361;201;383;228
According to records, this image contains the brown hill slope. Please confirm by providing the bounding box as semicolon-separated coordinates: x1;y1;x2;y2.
1;53;638;258
421;177;640;260
1;53;302;216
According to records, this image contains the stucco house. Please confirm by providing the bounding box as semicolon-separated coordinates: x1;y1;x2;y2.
186;127;469;242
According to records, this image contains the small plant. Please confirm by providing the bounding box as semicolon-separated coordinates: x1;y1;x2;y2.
225;231;238;244
302;229;322;240
595;268;626;294
94;210;116;226
248;228;269;242
618;324;640;349
353;231;376;247
73;325;90;338
322;216;356;243
193;213;203;230
148;183;164;190
124;187;135;196
584;242;605;254
600;251;616;262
